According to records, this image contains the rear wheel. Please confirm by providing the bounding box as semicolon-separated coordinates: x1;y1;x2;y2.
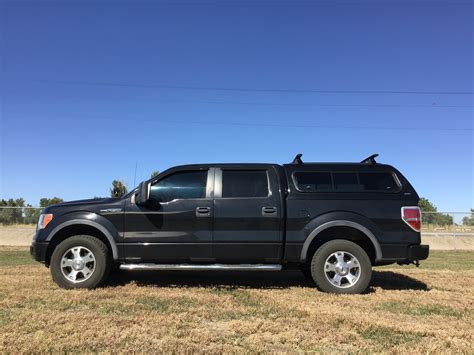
50;235;111;289
310;239;372;294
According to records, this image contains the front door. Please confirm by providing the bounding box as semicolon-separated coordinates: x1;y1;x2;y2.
212;166;283;263
123;168;214;262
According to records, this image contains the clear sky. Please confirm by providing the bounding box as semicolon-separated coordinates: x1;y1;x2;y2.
0;0;473;211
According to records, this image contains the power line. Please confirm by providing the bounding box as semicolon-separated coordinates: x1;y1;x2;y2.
120;118;473;131
15;113;472;132
5;83;474;109
103;98;474;109
16;78;474;96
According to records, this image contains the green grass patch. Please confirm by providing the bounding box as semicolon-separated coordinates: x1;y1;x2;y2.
95;295;199;315
380;250;473;271
360;326;424;347
0;250;36;267
136;296;173;312
379;301;465;318
413;305;463;317
0;309;13;327
210;287;308;320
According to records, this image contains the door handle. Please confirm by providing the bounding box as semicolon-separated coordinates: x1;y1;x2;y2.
262;206;277;216
196;206;211;217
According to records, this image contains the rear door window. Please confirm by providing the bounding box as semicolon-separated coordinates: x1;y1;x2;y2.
222;170;269;198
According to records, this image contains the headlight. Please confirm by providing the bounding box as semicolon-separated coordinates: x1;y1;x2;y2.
37;214;53;230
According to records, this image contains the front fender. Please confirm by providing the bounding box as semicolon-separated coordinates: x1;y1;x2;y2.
300;211;383;262
42;212;120;260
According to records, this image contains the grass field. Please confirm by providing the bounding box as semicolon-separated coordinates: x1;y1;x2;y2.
0;248;472;352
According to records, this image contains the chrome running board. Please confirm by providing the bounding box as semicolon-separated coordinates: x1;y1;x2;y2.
119;263;282;271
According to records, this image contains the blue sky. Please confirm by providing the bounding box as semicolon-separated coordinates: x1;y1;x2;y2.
0;0;473;211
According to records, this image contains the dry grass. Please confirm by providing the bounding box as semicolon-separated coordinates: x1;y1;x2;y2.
0;248;473;353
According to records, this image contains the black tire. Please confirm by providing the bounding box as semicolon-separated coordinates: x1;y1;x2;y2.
310;239;372;294
50;235;111;289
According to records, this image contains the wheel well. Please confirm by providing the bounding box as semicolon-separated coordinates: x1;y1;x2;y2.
45;224;113;266
305;226;376;265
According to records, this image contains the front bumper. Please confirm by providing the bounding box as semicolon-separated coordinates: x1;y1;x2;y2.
407;244;429;261
30;241;49;264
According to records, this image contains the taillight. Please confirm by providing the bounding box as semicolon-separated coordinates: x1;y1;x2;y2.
401;206;421;232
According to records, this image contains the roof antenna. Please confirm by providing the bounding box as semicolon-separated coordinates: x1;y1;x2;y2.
360;154;379;165
292;153;303;164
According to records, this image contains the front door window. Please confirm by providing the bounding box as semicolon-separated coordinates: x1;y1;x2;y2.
150;171;208;204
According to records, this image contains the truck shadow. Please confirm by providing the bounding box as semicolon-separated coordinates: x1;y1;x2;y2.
107;270;429;292
370;271;429;291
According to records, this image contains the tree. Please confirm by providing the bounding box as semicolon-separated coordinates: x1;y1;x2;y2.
0;197;65;225
17;197;65;225
110;180;128;198
39;197;64;207
418;197;436;213
418;197;453;226
25;197;65;224
24;204;41;224
151;171;160;178
0;198;25;225
462;209;474;226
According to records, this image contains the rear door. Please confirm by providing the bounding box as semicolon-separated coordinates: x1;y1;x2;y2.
212;166;283;263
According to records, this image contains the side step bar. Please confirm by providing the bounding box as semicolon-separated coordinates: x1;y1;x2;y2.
119;263;282;271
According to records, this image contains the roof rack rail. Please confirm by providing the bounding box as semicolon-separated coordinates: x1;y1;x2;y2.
360;154;379;165
292;153;303;164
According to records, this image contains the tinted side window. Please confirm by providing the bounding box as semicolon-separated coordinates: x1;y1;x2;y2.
150;171;207;203
333;172;360;192
222;170;269;198
359;172;398;191
294;172;332;192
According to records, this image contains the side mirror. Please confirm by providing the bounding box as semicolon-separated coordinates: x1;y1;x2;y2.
135;181;150;206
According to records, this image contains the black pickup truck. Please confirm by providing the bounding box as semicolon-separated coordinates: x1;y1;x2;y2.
30;154;428;294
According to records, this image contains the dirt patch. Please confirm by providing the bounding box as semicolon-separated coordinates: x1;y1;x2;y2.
422;235;474;250
0;225;35;246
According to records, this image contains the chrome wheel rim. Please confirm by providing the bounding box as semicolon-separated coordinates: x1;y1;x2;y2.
60;246;96;283
324;251;361;288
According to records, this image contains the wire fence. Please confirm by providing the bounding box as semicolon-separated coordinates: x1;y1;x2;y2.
0;207;472;249
0;207;472;232
420;212;473;235
0;206;43;225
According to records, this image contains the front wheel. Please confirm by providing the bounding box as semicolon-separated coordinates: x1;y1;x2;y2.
310;239;372;294
50;235;111;289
